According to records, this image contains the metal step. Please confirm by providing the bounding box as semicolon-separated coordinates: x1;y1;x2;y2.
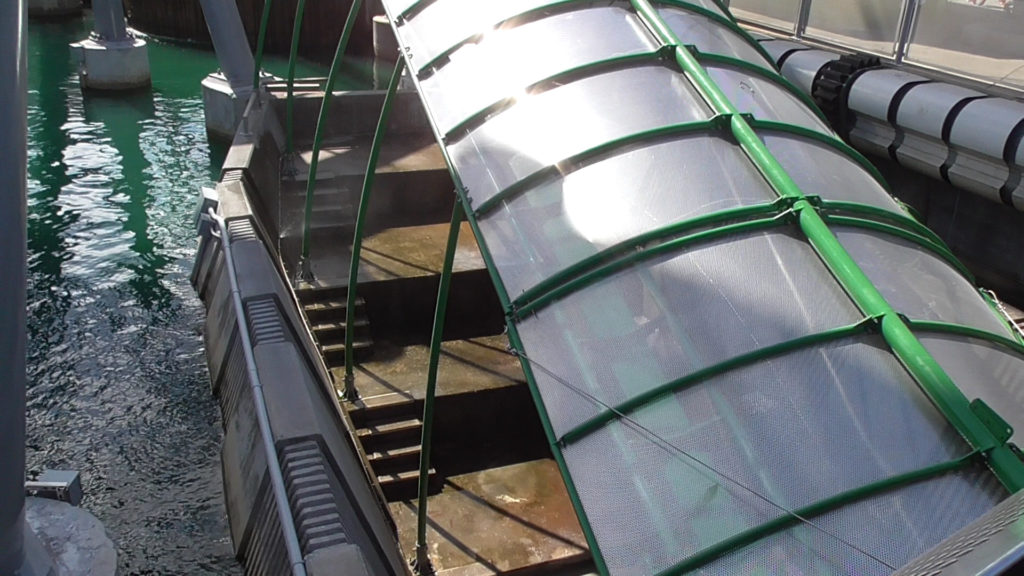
377;468;440;502
357;416;423;453
348;396;419;428
320;340;374;365
367;444;423;477
311;317;371;346
301;297;365;324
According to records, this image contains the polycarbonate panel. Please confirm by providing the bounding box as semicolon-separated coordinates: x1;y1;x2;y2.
762;133;904;212
806;0;902;56
702;465;1006;575
657;7;773;69
728;0;801;32
906;1;1024;91
480;134;775;296
517;230;862;436
705;66;832;134
833;227;1014;338
449;65;711;207
561;336;973;575
419;7;659;133
918;333;1024;445
397;0;558;68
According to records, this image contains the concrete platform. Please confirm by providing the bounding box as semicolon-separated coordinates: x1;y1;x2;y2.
389;459;592;576
341;335;525;404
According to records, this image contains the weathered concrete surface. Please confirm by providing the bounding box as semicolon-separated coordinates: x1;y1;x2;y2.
389;459;591;575
24;497;117;575
341;336;525;403
70;37;151;91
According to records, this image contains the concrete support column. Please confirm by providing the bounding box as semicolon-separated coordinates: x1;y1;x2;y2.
198;0;259;140
27;0;82;19
0;0;31;571
69;0;150;90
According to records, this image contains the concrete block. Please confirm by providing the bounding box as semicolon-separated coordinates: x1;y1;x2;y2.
202;73;253;142
69;37;151;91
24;497;116;576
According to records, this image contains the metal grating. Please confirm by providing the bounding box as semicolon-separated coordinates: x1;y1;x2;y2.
246;297;288;346
279;438;349;554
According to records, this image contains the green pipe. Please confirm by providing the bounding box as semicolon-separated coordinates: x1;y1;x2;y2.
443;49;669;140
561;318;877;444
253;0;273;92
656;452;980;575
516;216;789;318
285;0;308;155
822;214;974;281
819;200;947;249
905;320;1024;357
510;201;785;315
300;0;365;267
505;320;612;576
473;119;722;216
342;58;406;396
414;200;463;573
629;0;1024;491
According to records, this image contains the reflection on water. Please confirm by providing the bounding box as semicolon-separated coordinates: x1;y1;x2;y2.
25;16;239;574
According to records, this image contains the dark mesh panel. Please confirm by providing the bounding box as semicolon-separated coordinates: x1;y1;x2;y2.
518;230;862;437
835;227;1013;337
561;337;980;575
420;7;658;133
480;133;775;297
450;65;711;207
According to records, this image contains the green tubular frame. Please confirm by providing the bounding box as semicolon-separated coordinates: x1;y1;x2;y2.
415;200;463;571
378;2;610;566
626;0;1024;491
300;0;364;264
253;0;273;92
510;203;788;316
285;0;308;155
907;320;1024;357
472;119;723;216
442;49;671;141
409;0;775;78
342;58;407;394
379;0;1024;571
657;451;982;576
560;318;877;445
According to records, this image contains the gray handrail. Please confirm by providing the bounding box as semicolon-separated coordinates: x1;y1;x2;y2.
208;210;308;576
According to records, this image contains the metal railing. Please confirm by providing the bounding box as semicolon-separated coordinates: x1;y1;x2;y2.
208;211;308;576
728;0;1024;92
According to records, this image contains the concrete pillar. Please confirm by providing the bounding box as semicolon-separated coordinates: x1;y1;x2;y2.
27;0;82;18
198;0;260;140
0;0;31;571
69;0;150;90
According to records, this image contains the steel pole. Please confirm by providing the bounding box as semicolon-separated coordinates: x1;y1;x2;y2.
0;0;29;572
90;0;128;42
197;0;255;93
414;200;463;575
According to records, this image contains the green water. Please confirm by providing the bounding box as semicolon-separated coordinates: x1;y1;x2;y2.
24;14;336;575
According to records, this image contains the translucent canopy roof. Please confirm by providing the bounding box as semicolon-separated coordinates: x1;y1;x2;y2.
380;0;1024;574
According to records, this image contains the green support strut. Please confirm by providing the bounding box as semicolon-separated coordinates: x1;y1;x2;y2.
342;57;406;399
285;0;308;157
300;0;365;276
414;200;465;576
252;0;273;92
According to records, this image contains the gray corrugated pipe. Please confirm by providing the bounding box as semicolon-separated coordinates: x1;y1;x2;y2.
757;36;1024;212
